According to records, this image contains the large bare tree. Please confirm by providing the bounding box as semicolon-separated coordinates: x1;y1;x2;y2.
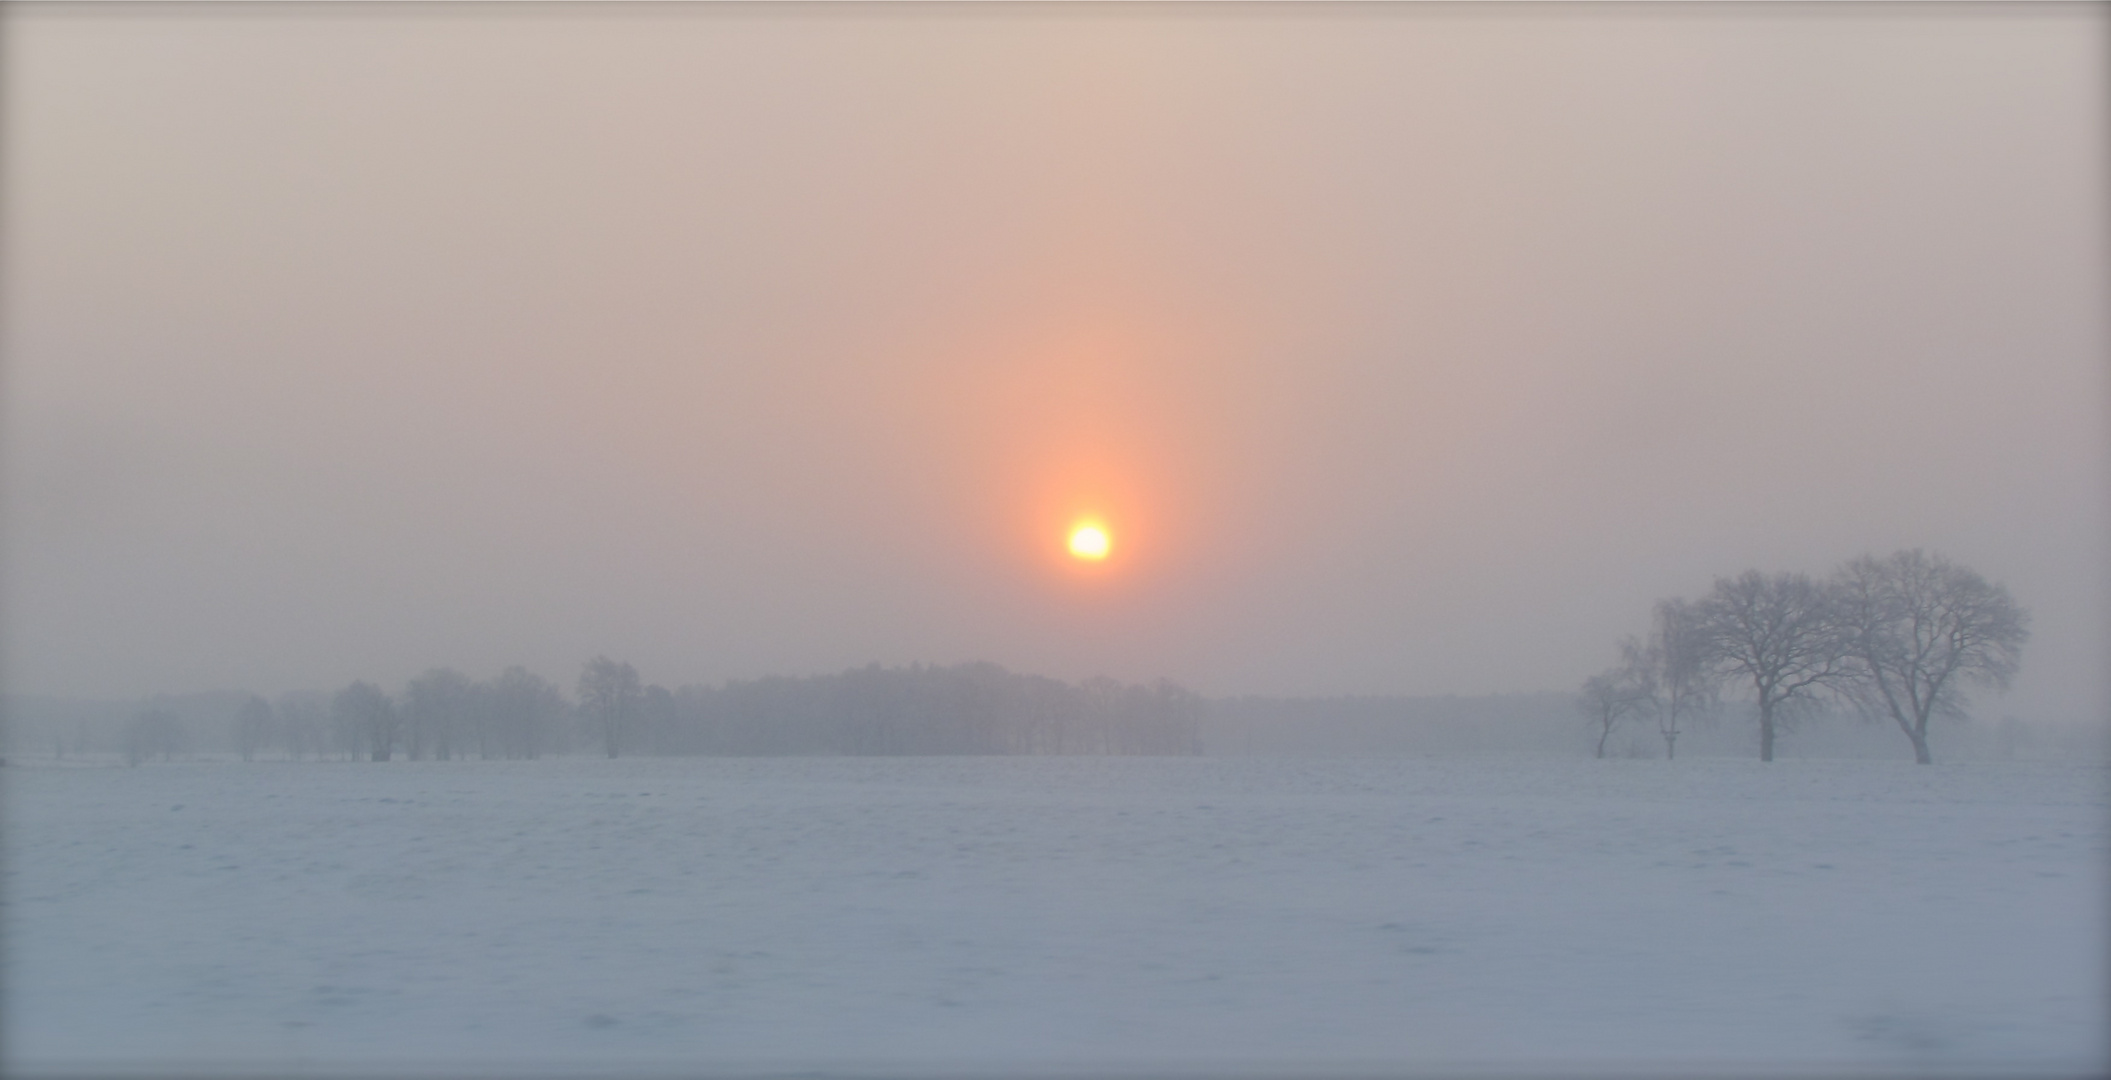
1833;550;2029;764
1694;570;1850;762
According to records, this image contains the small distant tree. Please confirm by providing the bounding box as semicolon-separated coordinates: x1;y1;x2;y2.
124;709;186;766
1833;550;2029;764
467;677;496;759
1640;598;1716;760
334;680;400;762
1693;570;1851;762
404;668;475;761
577;656;643;759
232;695;273;762
275;692;327;760
1578;646;1652;759
487;666;565;758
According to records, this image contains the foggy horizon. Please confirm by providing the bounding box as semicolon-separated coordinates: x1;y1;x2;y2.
4;4;2106;723
8;8;2109;1078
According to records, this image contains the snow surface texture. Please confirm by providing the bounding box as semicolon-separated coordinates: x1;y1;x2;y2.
5;756;2106;1078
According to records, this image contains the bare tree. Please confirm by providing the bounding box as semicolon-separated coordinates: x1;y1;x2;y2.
468;677;495;759
232;695;273;761
277;692;325;760
404;668;475;761
1641;598;1716;760
1833;550;2029;764
487;666;565;759
124;708;185;766
334;680;400;762
1578;644;1652;759
1693;570;1850;762
578;656;643;759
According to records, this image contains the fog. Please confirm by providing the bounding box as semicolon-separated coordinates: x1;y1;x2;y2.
4;4;2105;725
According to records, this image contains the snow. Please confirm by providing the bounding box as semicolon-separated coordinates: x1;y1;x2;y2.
4;755;2105;1077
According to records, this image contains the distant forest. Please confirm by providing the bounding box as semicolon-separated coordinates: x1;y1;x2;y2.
5;663;1207;763
5;661;1596;764
3;659;2095;767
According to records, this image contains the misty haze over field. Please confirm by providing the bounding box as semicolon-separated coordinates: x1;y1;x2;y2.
2;4;2105;725
2;4;2107;1078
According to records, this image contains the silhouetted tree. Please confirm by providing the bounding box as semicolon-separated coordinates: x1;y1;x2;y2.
405;668;475;761
1694;570;1850;762
578;656;642;758
1578;645;1652;759
1640;598;1715;760
1135;678;1206;755
334;680;400;761
1833;550;2029;764
487;666;566;759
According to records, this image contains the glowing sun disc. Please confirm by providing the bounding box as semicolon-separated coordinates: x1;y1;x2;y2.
1068;523;1111;561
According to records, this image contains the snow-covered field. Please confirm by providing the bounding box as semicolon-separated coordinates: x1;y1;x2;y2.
4;755;2105;1077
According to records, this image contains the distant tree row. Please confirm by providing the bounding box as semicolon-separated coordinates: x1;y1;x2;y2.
211;660;1204;763
1581;549;2029;764
657;662;1203;756
208;665;571;764
124;708;189;766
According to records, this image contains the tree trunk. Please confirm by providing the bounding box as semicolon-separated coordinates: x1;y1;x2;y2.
1758;702;1775;763
1664;732;1677;760
1596;724;1610;759
1889;709;1935;765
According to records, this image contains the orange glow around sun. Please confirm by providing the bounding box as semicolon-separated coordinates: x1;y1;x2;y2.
1068;521;1111;561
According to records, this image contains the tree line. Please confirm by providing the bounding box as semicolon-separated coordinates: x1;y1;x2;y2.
187;660;1204;764
1580;549;2028;764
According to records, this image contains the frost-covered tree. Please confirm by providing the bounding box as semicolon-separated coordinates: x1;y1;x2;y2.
1833;550;2029;764
578;656;643;759
1694;570;1851;762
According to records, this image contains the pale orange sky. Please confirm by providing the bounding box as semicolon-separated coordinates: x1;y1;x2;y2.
3;5;2106;723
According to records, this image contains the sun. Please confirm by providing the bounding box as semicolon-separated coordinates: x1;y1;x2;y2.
1068;522;1111;561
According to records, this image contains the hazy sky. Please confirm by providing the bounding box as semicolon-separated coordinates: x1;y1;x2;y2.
3;4;2105;723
